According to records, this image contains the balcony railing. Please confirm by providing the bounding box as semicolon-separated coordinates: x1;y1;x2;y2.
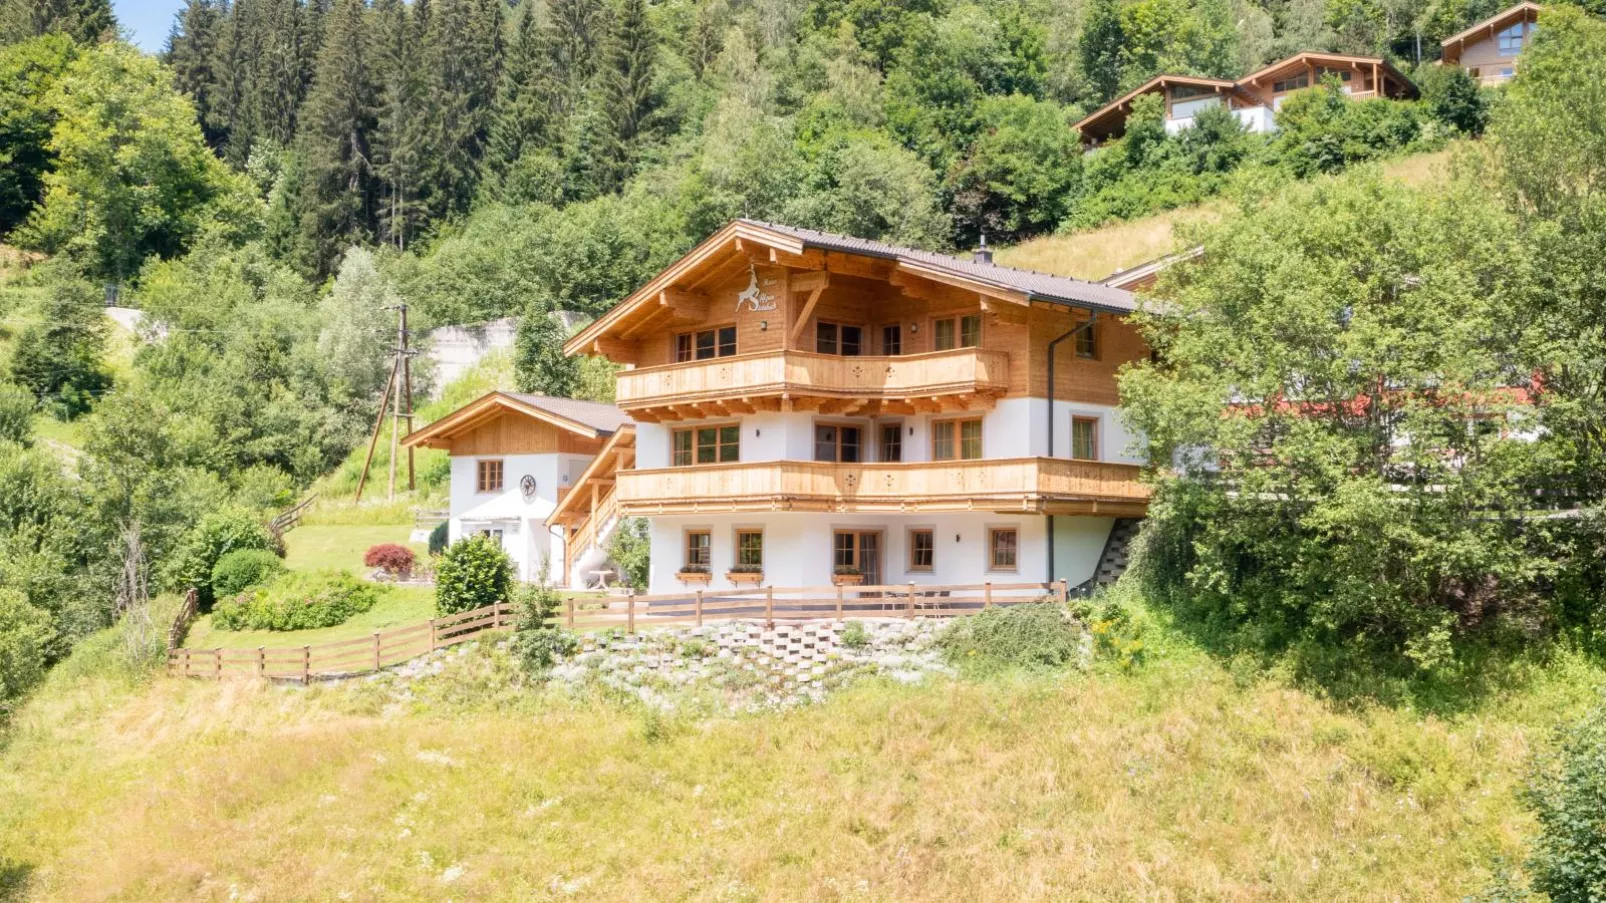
616;457;1149;515
614;348;1010;414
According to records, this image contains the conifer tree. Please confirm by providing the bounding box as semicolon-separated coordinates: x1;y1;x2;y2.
165;0;223;145
373;0;430;248
296;0;378;273
1079;0;1125;104
545;0;605;121
250;0;306;148
597;0;655;191
486;1;555;184
422;0;503;220
0;0;116;44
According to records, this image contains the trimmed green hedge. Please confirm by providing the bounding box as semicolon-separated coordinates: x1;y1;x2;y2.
212;570;383;632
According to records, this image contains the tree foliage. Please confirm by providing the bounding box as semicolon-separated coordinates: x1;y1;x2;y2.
434;533;513;615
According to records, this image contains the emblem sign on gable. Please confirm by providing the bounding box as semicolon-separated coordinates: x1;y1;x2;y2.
735;264;777;313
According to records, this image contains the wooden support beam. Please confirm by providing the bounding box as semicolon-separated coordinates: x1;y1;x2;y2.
789;270;830;294
591;337;641;361
659;288;709;321
789;285;827;343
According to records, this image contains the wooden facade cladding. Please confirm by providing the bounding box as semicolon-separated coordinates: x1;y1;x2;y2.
615;348;1012;420
616;458;1151;516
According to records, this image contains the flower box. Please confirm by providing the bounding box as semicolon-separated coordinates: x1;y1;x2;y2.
726;569;764;586
831;573;864;586
676;570;712;585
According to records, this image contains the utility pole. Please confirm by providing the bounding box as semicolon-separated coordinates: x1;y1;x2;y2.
356;304;416;502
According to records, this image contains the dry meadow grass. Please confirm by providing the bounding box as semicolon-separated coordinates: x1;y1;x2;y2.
2;627;1596;903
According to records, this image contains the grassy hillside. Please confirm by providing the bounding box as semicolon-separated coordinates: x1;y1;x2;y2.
3;597;1600;901
998;147;1459;281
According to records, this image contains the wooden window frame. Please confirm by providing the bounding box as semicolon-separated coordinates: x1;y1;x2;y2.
931;313;982;352
932;417;983;461
816;320;864;356
813;420;864;463
683;529;712;571
476;459;504;493
673;325;737;363
670;423;741;467
880;323;902;356
734;528;764;569
832;528;884;576
1075;319;1098;359
907;527;935;573
1071;416;1100;461
877;420;903;463
987;526;1019;573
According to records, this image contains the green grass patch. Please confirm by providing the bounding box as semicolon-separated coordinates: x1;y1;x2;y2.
183;584;436;650
282;524;427;573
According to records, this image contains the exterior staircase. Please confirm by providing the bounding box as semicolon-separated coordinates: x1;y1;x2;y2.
1079;517;1143;594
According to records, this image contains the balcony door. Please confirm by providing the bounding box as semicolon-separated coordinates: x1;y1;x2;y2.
834;530;882;586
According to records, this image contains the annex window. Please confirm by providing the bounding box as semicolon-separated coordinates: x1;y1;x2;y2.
908;529;934;572
1076;320;1097;359
684;531;711;570
816;322;863;356
814;424;862;463
989;528;1018;571
671;424;739;466
879;422;903;462
736;530;764;568
932;418;982;461
1071;416;1099;461
476;459;504;493
478;528;505;544
1272;73;1309;93
674;326;737;363
881;324;902;356
932;314;981;351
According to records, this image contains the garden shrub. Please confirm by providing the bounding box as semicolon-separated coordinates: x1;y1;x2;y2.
211;570;383;631
363;542;416;578
166;508;283;606
608;517;649;590
434;534;513;615
0;588;54;714
427;520;448;556
209;548;285;598
509;578;575;673
936;602;1085;671
0;382;33;446
839;620;870;649
1521;699;1606;902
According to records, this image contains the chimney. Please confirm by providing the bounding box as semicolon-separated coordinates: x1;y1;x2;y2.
972;233;992;265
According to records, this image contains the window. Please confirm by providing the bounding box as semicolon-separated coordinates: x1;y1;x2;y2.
671;425;739;466
1315;66;1352;82
1170;84;1215;100
881;324;902;355
1498;22;1528;54
833;530;882;584
1272;73;1309;93
816;322;863;356
1075;320;1097;359
933;314;981;351
1071;417;1099;461
684;531;711;570
476;459;504;493
879;422;903;462
933;418;982;460
674;326;737;362
814;424;862;462
736;530;763;568
478;528;504;544
909;529;934;571
989;528;1018;571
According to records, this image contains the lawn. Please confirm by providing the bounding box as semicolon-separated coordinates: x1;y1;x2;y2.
5;600;1602;901
181;584;438;651
282;524;428;573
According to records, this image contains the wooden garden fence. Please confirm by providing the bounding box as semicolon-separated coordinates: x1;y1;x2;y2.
167;580;1068;683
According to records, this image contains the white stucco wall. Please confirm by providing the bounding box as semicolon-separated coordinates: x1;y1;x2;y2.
448;451;578;583
645;512;1115;595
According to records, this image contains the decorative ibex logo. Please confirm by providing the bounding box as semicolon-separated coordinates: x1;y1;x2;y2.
735;264;777;313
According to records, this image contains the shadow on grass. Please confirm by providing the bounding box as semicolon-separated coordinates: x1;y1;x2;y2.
0;858;31;903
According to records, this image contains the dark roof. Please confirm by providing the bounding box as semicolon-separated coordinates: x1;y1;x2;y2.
504;393;632;435
739;220;1139;314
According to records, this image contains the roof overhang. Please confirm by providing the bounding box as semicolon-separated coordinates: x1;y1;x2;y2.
1237;52;1418;98
401;391;609;450
1441;2;1542;62
1074;75;1242;142
546;426;636;527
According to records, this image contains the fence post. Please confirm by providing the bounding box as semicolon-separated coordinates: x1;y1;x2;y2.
765;585;774;628
627;590;636;634
984;582;992;610
214;648;222;680
257;645;265;678
1055;579;1068;604
429;617;438;651
182;648;191;678
301;644;311;684
373;631;382;671
835;584;844;620
906;583;915;619
566;594;575;630
695;588;704;627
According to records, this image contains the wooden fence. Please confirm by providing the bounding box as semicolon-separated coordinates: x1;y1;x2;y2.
268;493;318;537
167;580;1067;683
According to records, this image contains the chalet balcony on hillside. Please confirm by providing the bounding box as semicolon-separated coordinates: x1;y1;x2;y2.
615;348;1011;420
616;458;1150;517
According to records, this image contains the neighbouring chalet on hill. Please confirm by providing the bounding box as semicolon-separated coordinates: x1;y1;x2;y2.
1441;1;1542;85
538;220;1154;594
401;392;630;583
1074;50;1419;146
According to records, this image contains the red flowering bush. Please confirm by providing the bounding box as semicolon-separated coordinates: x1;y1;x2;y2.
363;543;417;578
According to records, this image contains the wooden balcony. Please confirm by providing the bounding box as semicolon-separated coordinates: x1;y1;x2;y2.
615;349;1011;421
616;458;1149;516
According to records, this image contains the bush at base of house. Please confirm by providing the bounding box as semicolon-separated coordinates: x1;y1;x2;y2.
434;535;513;615
210;549;285;599
212;571;384;632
